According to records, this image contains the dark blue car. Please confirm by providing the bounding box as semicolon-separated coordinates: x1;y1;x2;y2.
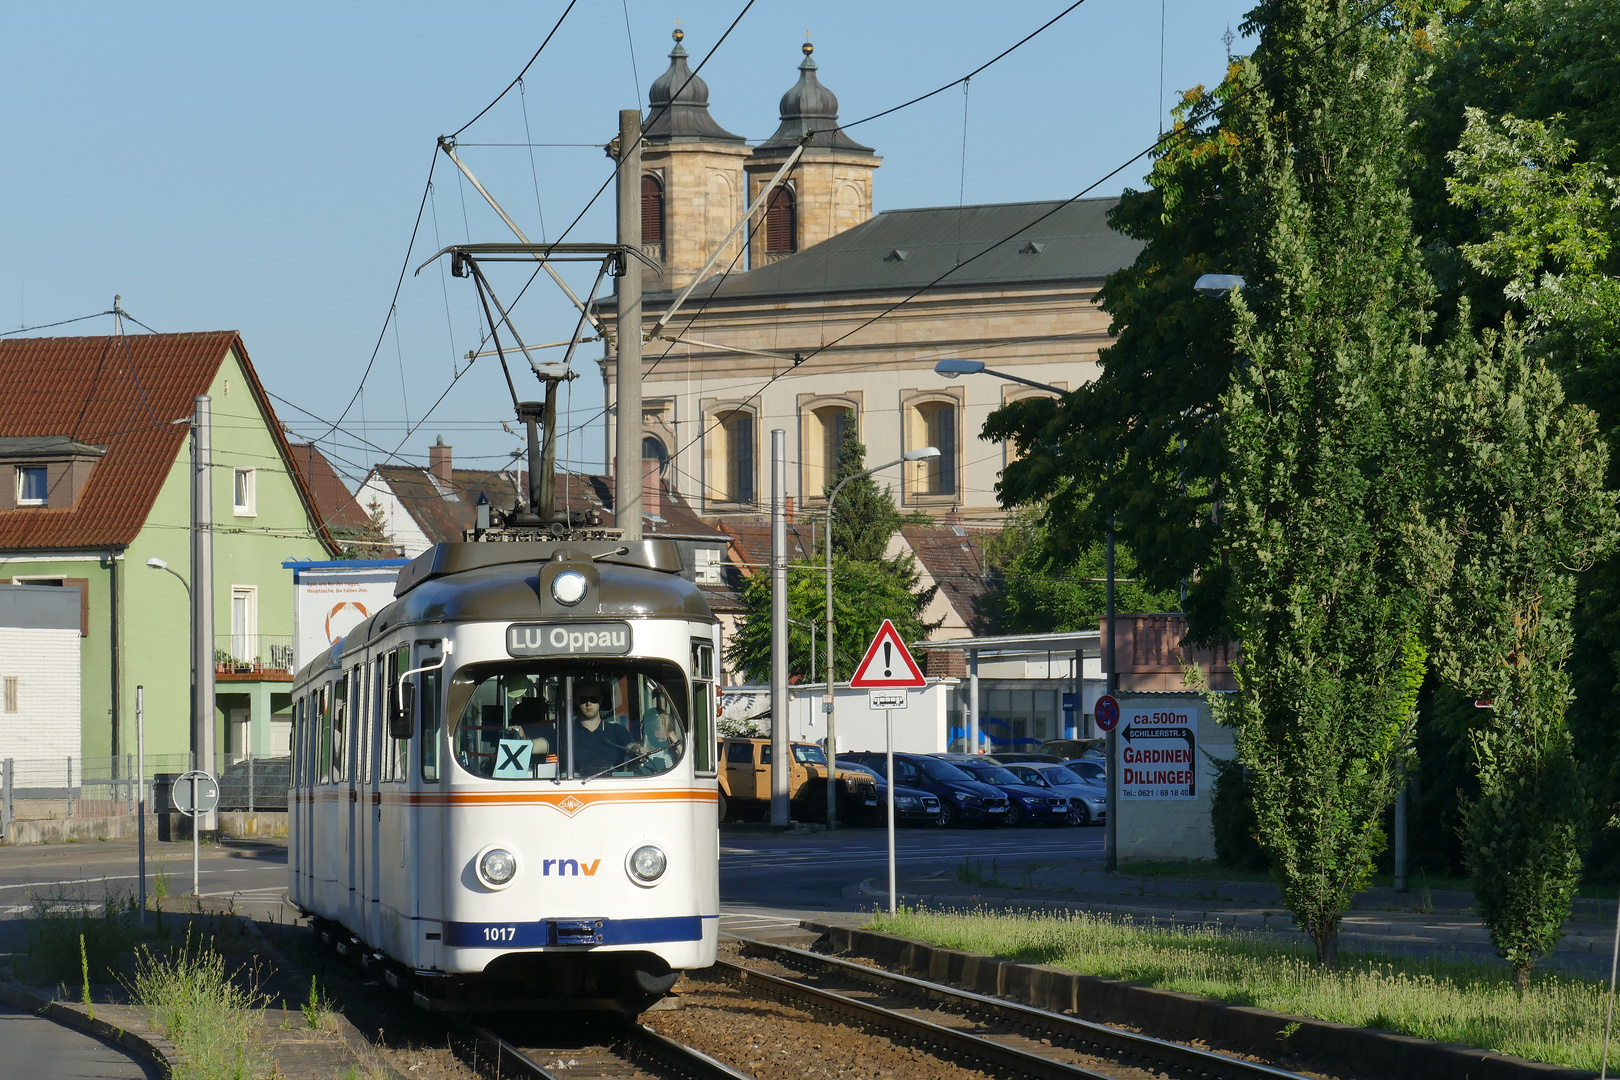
936;756;1073;827
843;752;1010;827
836;760;942;825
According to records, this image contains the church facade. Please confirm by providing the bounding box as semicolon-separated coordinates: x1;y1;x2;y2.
598;30;1143;527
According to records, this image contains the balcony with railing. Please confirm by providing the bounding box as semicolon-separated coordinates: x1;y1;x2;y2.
215;634;296;681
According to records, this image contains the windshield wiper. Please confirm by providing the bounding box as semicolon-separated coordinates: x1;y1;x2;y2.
579;742;683;784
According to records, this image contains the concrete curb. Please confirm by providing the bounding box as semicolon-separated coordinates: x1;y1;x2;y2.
0;979;175;1078
807;921;1596;1080
856;879;1607;955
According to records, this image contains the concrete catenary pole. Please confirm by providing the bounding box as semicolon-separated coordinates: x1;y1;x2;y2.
770;430;790;827
191;394;217;834
1104;526;1118;871
615;108;644;541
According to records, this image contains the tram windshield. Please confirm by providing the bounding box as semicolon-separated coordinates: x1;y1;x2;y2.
449;660;688;781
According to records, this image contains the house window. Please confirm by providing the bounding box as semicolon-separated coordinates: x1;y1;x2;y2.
693;547;722;585
706;408;756;506
233;468;256;516
817;407;853;493
642;435;668;470
230;586;257;666
765;186;796;254
3;676;16;714
920;403;952;495
16;466;47;506
641;175;664;248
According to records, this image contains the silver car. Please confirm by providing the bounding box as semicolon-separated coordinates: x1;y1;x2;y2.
1003;762;1106;826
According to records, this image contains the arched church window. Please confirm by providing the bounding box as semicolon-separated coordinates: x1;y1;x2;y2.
641;175;665;248
765;186;796;254
642;435;668;469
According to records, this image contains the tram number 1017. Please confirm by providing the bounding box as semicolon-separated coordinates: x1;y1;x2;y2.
483;926;517;943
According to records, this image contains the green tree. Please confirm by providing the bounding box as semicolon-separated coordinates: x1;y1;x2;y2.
1214;0;1436;966
725;423;937;683
1419;313;1618;990
332;498;396;559
984;75;1245;641
977;509;1177;634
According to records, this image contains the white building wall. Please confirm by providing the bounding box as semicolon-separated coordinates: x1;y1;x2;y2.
784;680;955;755
355;472;434;557
0;625;82;785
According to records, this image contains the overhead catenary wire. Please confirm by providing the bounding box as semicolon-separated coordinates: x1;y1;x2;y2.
449;0;581;139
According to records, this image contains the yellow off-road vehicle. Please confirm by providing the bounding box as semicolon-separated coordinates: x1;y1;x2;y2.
717;737;877;824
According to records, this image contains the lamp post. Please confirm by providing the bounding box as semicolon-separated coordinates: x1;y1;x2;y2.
823;446;941;828
146;556;190;597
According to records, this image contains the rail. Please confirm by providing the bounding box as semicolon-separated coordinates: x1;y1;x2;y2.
718;935;1310;1080
458;1015;757;1080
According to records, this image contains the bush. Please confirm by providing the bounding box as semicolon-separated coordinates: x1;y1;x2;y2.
1208;754;1268;872
130;929;268;1080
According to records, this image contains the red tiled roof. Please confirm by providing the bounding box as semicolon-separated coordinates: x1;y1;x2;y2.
0;332;335;553
287;442;371;532
902;523;995;631
714;518;817;575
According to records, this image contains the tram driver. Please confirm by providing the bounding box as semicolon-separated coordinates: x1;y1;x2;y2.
571;679;633;775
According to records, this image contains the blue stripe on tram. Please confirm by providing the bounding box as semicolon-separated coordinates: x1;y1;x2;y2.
444;915;705;948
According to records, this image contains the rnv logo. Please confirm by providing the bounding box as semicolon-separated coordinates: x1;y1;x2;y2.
540;858;601;876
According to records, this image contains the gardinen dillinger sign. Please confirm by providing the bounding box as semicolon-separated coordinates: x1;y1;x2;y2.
1118;704;1197;800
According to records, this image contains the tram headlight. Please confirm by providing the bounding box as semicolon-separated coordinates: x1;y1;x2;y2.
478;847;517;888
628;844;667;885
551;570;589;606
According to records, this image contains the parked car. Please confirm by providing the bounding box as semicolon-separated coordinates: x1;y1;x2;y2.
985;752;1065;765
836;761;941;825
216;755;291;811
842;752;1009;827
1001;762;1107;826
938;757;1073;827
718;737;876;823
1038;737;1104;760
1062;759;1107;785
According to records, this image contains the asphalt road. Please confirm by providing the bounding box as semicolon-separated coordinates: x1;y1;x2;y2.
0;824;1099;925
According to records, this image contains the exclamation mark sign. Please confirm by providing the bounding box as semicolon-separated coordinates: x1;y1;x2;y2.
883;641;893;678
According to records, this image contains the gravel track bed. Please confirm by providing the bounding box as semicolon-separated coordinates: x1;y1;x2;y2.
729;940;1354;1080
645;971;1000;1080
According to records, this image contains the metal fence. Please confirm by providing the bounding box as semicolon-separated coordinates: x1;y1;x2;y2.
0;750;290;839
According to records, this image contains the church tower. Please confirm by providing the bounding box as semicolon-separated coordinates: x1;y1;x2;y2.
640;28;750;292
745;41;881;267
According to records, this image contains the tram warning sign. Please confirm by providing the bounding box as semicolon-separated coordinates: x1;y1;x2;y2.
849;620;926;689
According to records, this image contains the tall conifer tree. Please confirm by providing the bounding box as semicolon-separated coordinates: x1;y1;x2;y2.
1216;0;1435;965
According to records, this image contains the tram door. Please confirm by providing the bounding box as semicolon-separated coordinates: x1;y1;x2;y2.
368;657;384;943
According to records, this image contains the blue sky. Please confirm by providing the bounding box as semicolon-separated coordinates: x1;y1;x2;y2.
1;2;1253;487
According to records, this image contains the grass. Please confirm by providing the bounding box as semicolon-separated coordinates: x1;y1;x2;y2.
129;928;269;1080
18;891;141;986
869;906;1618;1071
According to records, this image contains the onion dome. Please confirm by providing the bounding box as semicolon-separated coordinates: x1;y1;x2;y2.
755;41;874;154
644;28;745;144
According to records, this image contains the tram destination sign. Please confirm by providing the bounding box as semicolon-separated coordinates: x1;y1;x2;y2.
507;622;632;657
1118;705;1197;800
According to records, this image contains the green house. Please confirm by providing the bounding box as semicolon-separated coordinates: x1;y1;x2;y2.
0;331;337;776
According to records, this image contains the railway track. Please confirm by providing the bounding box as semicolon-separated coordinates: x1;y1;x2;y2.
715;935;1314;1080
455;1014;758;1080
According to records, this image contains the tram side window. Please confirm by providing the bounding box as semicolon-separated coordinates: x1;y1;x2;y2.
692;641;716;775
290;699;300;787
391;645;410;780
332;675;347;781
353;664;366;784
447;660;688;780
318;684;332;783
421;668;441;782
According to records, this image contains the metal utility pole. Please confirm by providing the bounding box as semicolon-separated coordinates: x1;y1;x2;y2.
615;108;644;540
1105;526;1118;872
190;395;217;835
770;430;790;828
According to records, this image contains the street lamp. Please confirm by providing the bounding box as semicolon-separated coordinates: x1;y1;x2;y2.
146;556;190;597
823;445;941;828
933;358;1067;394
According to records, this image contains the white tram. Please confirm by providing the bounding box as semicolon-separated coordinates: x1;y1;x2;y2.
288;539;721;1011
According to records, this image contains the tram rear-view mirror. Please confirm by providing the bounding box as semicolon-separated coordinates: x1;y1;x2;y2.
390;682;415;739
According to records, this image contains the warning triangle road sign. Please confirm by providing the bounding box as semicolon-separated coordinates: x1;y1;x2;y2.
849;619;927;688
